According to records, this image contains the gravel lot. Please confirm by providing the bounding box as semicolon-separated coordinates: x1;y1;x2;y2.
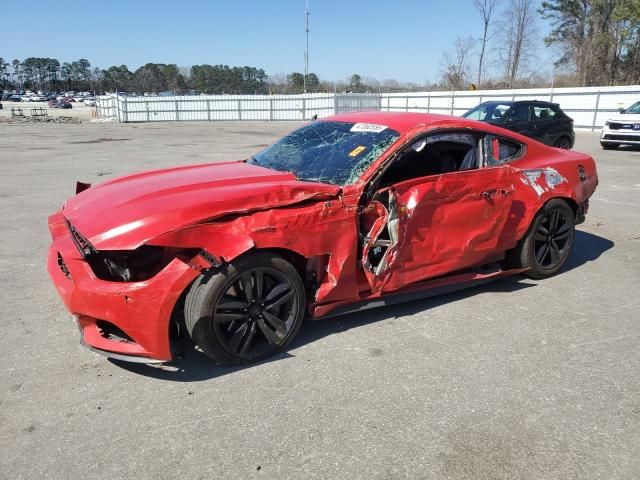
0;122;638;480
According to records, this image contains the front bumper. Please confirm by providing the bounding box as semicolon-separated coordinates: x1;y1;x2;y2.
600;126;640;145
48;213;199;362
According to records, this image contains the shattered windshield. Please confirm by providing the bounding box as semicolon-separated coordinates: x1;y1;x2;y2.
249;121;401;185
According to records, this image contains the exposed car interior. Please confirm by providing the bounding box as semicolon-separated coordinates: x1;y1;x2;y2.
378;132;481;187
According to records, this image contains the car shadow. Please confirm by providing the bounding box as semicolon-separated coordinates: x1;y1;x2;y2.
109;229;613;382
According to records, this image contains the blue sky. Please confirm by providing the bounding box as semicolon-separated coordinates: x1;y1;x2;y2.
1;0;551;83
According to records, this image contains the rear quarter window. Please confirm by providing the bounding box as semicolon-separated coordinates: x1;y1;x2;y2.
485;135;524;166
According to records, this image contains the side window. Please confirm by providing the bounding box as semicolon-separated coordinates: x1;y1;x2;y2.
507;104;531;122
377;132;480;187
484;135;523;167
533;106;556;120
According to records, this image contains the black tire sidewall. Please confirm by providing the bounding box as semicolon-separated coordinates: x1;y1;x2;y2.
186;252;306;365
524;200;575;278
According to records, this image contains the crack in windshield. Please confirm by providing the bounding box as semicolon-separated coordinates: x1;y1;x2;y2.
250;121;400;186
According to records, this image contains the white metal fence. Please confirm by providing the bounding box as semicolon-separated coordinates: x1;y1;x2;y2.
96;93;381;123
97;85;640;129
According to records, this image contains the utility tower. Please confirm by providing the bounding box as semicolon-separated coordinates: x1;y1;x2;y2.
304;1;310;93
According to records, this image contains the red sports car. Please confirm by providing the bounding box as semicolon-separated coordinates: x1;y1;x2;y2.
48;112;598;365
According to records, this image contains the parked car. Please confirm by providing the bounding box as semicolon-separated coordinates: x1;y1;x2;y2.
49;100;72;109
463;100;575;149
84;97;96;106
8;95;22;102
48;112;598;366
600;100;640;149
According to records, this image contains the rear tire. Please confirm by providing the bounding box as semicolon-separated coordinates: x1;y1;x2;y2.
554;137;572;149
506;199;575;279
185;251;306;365
600;142;619;150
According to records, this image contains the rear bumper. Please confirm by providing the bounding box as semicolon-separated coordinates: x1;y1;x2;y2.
48;214;199;362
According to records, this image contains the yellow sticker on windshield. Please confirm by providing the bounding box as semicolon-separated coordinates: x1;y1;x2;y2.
349;145;367;157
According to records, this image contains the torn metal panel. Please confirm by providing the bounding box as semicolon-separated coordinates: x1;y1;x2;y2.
361;167;517;292
149;193;361;304
520;167;568;197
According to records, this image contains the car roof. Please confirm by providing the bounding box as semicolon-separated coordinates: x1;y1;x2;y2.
479;100;558;107
321;111;492;135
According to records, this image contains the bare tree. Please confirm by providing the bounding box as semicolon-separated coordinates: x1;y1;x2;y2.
440;35;477;90
473;0;499;87
499;0;538;88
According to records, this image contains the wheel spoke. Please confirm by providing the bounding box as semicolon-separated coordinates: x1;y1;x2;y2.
214;312;249;323
554;230;571;242
534;232;547;242
555;222;570;235
536;243;550;264
537;224;549;236
256;317;283;345
265;282;291;302
241;274;254;303
239;323;257;355
549;241;561;265
254;269;264;301
228;322;249;353
265;290;293;310
549;210;560;232
263;311;288;336
217;298;249;311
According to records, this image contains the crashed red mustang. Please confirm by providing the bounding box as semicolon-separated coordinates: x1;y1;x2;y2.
48;112;598;365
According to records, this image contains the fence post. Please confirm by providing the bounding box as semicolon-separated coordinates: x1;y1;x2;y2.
146;102;150;122
237;99;242;120
451;91;455;115
592;91;601;131
269;98;273;121
427;93;431;113
405;96;409;112
116;95;121;123
175;99;179;121
302;97;307;119
206;100;211;121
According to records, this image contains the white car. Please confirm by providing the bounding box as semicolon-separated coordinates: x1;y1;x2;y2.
600;101;640;149
84;97;96;106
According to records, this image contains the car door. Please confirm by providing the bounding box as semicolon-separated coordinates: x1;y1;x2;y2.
359;134;518;293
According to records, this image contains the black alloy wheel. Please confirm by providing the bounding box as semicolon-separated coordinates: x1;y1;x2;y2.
506;199;575;279
185;252;305;365
213;267;298;359
532;208;572;269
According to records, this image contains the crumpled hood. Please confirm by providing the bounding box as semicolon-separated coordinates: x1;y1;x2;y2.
63;161;340;250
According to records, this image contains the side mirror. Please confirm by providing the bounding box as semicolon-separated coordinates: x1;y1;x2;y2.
619;108;626;114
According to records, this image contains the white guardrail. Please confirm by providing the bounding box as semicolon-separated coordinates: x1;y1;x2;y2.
96;85;640;129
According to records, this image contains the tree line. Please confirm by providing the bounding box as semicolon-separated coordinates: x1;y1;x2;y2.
441;0;640;90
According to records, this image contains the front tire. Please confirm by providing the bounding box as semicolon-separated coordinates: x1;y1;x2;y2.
507;199;575;279
600;142;619;150
185;251;306;365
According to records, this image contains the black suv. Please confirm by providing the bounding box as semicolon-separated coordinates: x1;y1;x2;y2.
463;100;575;149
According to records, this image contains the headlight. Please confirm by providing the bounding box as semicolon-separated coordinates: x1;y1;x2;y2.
87;245;172;282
